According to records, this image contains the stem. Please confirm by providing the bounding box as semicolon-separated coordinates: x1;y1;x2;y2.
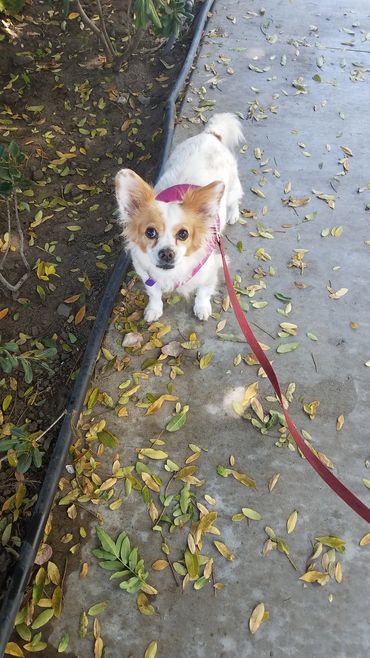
14;192;30;272
0;410;67;464
75;0;114;62
96;0;115;57
0;199;11;269
0;193;31;293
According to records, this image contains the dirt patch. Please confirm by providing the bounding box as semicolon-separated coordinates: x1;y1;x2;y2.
0;0;193;591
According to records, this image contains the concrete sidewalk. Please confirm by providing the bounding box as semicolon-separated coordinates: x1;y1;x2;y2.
47;1;370;657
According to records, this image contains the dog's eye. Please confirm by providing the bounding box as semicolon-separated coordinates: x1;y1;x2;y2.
145;227;158;239
176;228;189;241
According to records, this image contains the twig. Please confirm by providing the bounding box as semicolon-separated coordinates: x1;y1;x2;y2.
96;0;115;58
0;193;31;293
0;409;67;464
0;199;11;268
311;352;318;372
250;320;276;340
75;0;114;62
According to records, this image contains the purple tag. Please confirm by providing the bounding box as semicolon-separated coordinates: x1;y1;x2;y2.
145;278;156;287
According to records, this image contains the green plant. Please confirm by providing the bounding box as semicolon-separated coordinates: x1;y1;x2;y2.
0;424;46;473
0;0;26;15
0;336;57;384
93;527;157;595
0;141;32;292
133;0;192;38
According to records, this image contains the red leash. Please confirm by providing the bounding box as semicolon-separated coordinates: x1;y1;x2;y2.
218;237;370;524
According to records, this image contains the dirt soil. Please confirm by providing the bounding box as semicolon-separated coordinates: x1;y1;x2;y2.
0;0;192;590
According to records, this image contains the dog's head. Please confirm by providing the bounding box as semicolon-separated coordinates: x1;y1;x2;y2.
115;169;224;271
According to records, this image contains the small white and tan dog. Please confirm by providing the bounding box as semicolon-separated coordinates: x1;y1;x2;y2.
115;113;244;322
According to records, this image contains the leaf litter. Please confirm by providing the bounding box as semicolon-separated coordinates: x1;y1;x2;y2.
7;4;370;655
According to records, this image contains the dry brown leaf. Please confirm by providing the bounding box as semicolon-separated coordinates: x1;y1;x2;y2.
249;602;265;634
74;305;86;325
268;472;280;492
213;540;235;560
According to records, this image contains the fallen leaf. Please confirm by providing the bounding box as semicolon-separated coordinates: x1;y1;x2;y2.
213;540;235;560
145;395;178;416
336;415;344;431
287;510;298;534
249;602;265;634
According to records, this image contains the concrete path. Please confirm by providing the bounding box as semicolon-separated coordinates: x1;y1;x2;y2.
47;1;370;657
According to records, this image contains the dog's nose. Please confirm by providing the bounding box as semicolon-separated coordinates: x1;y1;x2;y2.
158;248;175;265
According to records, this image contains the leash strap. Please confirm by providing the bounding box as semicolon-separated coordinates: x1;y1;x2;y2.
218;237;370;523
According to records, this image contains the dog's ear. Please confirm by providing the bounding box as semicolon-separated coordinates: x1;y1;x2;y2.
115;169;155;223
182;181;225;221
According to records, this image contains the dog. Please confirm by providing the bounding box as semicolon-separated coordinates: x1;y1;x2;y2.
115;113;244;322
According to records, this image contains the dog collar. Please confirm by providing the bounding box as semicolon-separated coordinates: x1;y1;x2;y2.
144;184;220;288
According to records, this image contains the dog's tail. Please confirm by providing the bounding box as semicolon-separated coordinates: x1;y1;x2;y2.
204;113;245;151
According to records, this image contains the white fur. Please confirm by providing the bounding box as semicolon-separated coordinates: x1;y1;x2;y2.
116;113;244;321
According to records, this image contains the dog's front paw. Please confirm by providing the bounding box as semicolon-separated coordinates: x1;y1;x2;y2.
144;303;163;323
193;298;212;321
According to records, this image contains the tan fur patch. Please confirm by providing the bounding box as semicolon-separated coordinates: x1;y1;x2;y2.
172;216;208;256
181;180;223;218
124;204;165;252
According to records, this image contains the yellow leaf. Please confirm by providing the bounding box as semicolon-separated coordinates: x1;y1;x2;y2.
74;305;86;325
359;533;370;546
68;11;80;19
151;560;169;571
99;477;117;492
47;561;60;585
249;602;265;634
137;592;156;616
0;307;9;320
199;352;213;369
286;510;298;534
145;394;178;415
299;570;329;585
213;540;235;561
144;641;158;658
64;294;80;303
242;382;259;407
117;406;128;417
231;470;256;488
268;472;280;492
141;472;160;492
140;448;168;460
335;562;343;583
336;415;344;431
80;562;89;578
303;399;320;420
5;643;24;657
94;637;103;658
52;585;63;617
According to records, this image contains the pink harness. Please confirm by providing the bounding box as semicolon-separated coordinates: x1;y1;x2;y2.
144;184;220;288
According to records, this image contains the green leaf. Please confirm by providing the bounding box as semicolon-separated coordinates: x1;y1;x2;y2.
96;527;118;557
242;507;262;521
120;536;131;563
31;609;54;629
166;409;188;432
87;602;107;616
98;560;123;571
21;359;33;384
274;292;292;302
57;632;69;653
276;342;299;353
97;430;118;448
